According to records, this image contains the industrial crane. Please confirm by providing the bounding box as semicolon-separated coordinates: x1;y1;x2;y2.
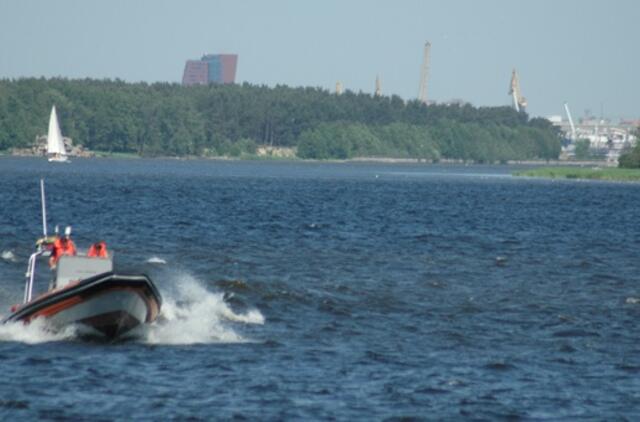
563;102;577;141
509;69;527;112
418;42;431;104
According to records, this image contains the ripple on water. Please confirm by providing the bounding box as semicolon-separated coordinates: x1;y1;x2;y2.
0;400;29;410
23;357;53;365
615;364;640;374
415;386;450;395
483;361;517;371
552;329;601;338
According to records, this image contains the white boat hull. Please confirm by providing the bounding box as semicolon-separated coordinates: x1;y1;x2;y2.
4;272;162;340
47;155;69;163
48;289;149;338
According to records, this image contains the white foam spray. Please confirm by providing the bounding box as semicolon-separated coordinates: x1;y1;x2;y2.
0;318;77;344
1;250;17;263
146;256;167;264
143;272;264;345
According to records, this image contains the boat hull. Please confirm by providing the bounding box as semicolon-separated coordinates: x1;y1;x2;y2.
47;155;69;163
4;272;161;340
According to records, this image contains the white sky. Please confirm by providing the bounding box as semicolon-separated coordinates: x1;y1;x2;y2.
0;0;638;120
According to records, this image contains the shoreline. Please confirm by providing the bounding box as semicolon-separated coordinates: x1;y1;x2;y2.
514;166;640;182
3;150;620;167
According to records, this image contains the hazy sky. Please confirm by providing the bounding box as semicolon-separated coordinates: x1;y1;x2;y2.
1;0;638;120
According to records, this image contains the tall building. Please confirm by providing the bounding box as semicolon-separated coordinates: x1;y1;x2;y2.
182;54;238;86
182;60;209;86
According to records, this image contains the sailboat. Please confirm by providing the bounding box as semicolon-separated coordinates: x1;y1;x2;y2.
46;106;69;163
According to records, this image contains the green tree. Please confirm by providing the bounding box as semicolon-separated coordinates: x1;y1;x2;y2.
574;139;591;160
618;129;640;168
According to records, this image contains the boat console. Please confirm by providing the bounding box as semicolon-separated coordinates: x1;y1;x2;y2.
55;255;113;288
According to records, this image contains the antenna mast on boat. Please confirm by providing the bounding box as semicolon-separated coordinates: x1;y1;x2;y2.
40;179;48;236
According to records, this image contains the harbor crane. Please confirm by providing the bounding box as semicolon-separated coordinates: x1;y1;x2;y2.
418;42;431;104
509;69;527;112
563;102;577;141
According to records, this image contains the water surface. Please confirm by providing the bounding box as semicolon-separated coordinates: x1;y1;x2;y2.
0;157;639;419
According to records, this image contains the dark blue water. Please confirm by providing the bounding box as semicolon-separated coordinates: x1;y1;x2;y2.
1;157;639;420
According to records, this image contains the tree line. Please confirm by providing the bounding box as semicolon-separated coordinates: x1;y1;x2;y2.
618;129;640;168
0;77;562;161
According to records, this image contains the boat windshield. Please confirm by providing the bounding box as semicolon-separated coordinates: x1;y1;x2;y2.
55;256;113;288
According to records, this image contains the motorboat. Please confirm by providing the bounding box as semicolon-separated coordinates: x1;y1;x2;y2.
2;181;162;340
4;254;162;340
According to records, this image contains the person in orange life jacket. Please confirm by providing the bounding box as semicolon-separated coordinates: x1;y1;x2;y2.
37;224;60;252
88;241;108;258
49;226;77;268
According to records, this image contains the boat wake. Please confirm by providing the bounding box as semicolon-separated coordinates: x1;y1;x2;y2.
141;272;264;345
146;256;167;264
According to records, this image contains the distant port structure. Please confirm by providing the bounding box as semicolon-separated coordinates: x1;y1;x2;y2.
182;54;238;86
506;68;636;163
550;104;638;162
509;69;527;113
174;47;636;165
418;42;431;104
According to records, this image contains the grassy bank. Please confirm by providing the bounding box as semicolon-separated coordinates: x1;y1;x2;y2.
514;166;640;182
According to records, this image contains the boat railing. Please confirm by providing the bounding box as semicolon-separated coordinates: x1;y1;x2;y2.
24;250;44;303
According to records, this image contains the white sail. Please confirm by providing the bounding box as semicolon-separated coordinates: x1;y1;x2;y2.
47;106;67;156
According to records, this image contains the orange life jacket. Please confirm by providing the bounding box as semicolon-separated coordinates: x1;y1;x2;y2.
88;241;108;258
50;237;77;266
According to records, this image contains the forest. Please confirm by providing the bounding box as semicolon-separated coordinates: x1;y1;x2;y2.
0;78;562;161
